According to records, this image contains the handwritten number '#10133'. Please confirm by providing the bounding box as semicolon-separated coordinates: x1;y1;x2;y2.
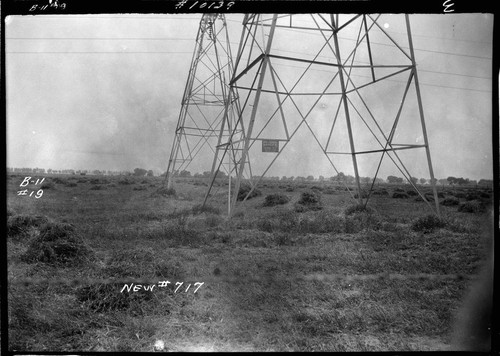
175;0;235;10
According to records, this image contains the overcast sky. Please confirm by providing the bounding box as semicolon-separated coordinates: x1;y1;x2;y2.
5;13;494;181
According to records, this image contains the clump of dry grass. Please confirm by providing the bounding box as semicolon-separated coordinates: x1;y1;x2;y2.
155;186;176;197
237;184;262;201
411;214;446;233
90;178;109;185
21;222;95;266
353;190;368;199
41;181;56;189
372;189;389;196
406;190;418;196
263;193;290;207
295;191;322;212
441;197;459;206
65;181;78;187
392;192;409;199
7;214;50;237
344;208;382;233
457;201;487;214
90;185;106;190
323;187;336;195
52;177;68;184
133;185;148;191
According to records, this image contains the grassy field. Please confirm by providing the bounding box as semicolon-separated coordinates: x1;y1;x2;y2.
6;173;493;352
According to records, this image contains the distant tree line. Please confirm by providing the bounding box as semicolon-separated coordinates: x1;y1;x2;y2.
6;167;494;188
7;167;138;176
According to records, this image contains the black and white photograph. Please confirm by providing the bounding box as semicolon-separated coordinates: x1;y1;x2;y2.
3;2;496;353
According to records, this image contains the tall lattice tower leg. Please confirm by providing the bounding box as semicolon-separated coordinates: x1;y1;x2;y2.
165;14;238;190
205;14;440;217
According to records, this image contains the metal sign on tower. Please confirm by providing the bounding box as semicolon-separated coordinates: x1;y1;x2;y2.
201;14;441;217
165;14;246;193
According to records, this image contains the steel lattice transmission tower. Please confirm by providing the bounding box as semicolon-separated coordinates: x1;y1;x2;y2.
165;14;245;190
203;14;441;217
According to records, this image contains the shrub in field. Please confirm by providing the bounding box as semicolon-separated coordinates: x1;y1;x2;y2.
406;190;418;196
354;191;368;199
7;214;49;237
372;189;389;196
394;187;405;193
133;185;147;191
297;190;321;205
465;193;480;201
191;203;220;215
274;232;296;246
294;202;322;212
41;181;55;189
257;219;274;233
65;181;78;187
208;231;232;244
237;184;262;201
52;177;67;184
411;214;446;233
21;222;95;266
323;188;336;195
392;192;409;199
118;179;133;185
421;191;444;200
344;209;381;233
441;197;459;206
155;186;176;197
90;185;105;190
415;194;435;202
344;204;374;216
263;193;290;207
480;192;490;199
77;178;88;183
458;201;487;214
